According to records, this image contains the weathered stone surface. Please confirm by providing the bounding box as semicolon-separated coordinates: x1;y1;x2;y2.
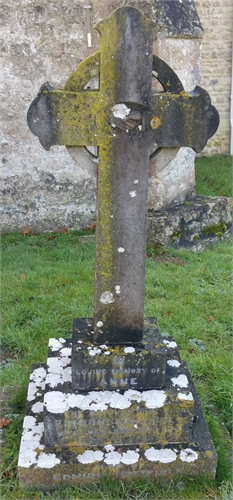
147;195;233;251
148;148;196;210
152;0;204;37
18;339;217;488
1;0;205;232
44;336;194;448
72;318;167;391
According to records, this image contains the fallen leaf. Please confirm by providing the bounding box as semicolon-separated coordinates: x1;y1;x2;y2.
56;227;67;233
19;274;26;280
2;469;13;478
164;311;173;317
86;223;96;231
0;417;10;428
208;316;214;322
46;235;56;241
21;227;31;235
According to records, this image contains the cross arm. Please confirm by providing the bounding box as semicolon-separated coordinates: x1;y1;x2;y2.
149;86;219;153
27;83;108;150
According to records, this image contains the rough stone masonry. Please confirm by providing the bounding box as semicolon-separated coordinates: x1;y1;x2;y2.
2;0;230;234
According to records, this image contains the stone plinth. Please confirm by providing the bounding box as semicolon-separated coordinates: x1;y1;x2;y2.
44;338;194;448
72;318;167;390
147;195;232;251
18;336;217;489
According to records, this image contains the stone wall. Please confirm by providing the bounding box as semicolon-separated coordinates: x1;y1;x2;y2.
0;0;231;232
197;0;233;156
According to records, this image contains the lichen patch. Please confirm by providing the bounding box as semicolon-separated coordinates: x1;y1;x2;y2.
104;450;122;466
180;448;198;462
100;291;115;304
145;447;177;463
49;338;66;351
171;374;189;388
178;392;194;401
37;453;61;469
163;340;177;348
77;450;104;464
121;450;139;464
167;359;181;368
124;346;135;353
129;190;136;197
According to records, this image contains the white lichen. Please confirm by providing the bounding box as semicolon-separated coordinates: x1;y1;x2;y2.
49;338;66;351
37;453;61;469
163;340;177;348
104;451;122;466
88;347;101;356
171;374;189;388
167;359;181;368
145;447;177;463
31;401;44;414
129;191;136;197
180;448;198;462
104;445;115;452
112;103;131;120
100;291;115;304
178;392;194;401
46;356;72;387
124;347;135;354
121;450;139;464
77;450;104;464
97;321;103;328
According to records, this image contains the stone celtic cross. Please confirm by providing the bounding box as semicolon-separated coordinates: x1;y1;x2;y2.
27;6;219;348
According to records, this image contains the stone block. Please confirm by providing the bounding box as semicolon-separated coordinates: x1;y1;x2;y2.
72;318;167;391
43;336;194;448
18;338;217;488
147;195;232;251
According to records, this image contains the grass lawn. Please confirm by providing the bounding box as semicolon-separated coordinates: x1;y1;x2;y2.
0;155;232;499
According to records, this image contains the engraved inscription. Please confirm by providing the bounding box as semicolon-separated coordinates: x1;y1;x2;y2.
75;366;161;387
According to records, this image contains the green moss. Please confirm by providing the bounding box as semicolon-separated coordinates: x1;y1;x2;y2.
203;222;227;237
169;229;182;243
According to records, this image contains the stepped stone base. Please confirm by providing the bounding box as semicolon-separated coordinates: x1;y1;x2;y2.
18;334;217;489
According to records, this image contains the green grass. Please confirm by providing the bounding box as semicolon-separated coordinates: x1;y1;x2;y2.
1;156;232;499
195;155;232;198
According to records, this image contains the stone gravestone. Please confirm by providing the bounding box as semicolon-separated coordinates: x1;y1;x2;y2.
18;7;219;488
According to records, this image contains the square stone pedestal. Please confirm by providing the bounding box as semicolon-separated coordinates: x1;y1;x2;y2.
18;323;217;489
72;318;167;390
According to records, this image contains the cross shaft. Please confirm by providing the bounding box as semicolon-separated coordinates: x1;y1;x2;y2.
27;6;219;345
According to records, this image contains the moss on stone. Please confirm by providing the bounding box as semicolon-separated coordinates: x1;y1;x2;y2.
203;222;227;237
